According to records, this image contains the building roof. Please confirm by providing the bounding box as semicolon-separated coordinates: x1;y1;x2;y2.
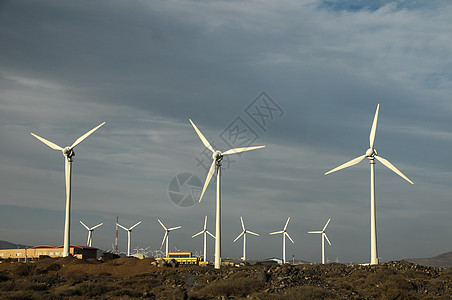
29;245;98;250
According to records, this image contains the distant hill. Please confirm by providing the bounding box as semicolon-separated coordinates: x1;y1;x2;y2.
0;240;31;249
406;251;452;268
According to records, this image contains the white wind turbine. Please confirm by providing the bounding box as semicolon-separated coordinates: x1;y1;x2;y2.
189;119;265;269
308;218;332;264
80;221;103;247
269;217;294;264
117;221;142;256
158;219;181;258
233;216;259;261
325;104;413;265
31;122;105;257
192;216;215;263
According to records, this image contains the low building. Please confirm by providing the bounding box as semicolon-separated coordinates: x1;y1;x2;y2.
0;245;98;261
156;252;199;265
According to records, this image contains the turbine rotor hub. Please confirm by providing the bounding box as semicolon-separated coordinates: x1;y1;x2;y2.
63;147;75;158
213;150;223;162
365;148;377;158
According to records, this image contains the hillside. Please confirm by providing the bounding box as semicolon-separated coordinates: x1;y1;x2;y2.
0;257;450;299
0;241;30;250
407;251;452;269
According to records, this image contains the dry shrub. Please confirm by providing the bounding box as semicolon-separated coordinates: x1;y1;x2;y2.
194;277;265;298
13;264;35;277
1;291;35;300
0;280;16;292
36;262;61;274
283;285;337;300
57;282;117;297
0;271;10;282
101;252;120;262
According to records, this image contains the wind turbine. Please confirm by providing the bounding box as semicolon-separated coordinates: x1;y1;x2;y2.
158;219;181;258
117;221;142;256
80;221;103;247
233;216;259;261
189;119;265;269
31;122;105;257
325;104;413;265
269;217;294;264
192;216;215;263
308;218;332;264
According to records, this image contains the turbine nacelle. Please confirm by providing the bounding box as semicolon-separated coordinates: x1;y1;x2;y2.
365;148;377;158
213;150;223;162
63;147;75;158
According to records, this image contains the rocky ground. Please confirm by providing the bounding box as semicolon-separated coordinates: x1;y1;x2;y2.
0;256;451;299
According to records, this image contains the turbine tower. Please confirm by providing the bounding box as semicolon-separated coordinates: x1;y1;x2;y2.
117;221;142;256
269;217;294;264
192;216;215;263
308;218;332;264
80;221;103;247
189;119;265;269
325;104;413;265
158;219;181;258
233;216;259;261
31;122;105;257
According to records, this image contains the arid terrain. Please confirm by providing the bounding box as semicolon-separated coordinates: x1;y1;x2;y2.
0;256;451;299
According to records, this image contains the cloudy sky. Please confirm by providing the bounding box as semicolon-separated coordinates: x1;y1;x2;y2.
1;0;451;263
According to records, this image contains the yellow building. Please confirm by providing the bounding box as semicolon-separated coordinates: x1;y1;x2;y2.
156;252;200;265
0;245;98;261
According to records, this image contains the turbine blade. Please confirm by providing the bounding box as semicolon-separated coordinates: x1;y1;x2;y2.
308;231;322;234
80;221;89;230
129;221;142;230
285;232;295;243
369;104;380;149
323;218;331;231
91;223;103;230
206;231;216;239
284;217;290;231
269;231;283;235
324;233;332;246
233;231;244;243
189;119;214;153
325;155;366;175
240;216;245;231
168;226;181;231
31;133;63;150
157;219;167;230
117;223;128;231
160;232;168;249
375;155;414;184
222;145;265;155
70;122;105;149
248;231;259;236
203;216;208;230
199;159;216;202
192;231;203;238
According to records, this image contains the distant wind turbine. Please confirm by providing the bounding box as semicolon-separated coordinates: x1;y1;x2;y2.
80;221;103;247
31;122;105;257
233;216;259;261
308;218;332;264
117;221;142;256
269;217;294;264
158;219;181;258
189;119;265;269
192;216;215;263
325;104;413;265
